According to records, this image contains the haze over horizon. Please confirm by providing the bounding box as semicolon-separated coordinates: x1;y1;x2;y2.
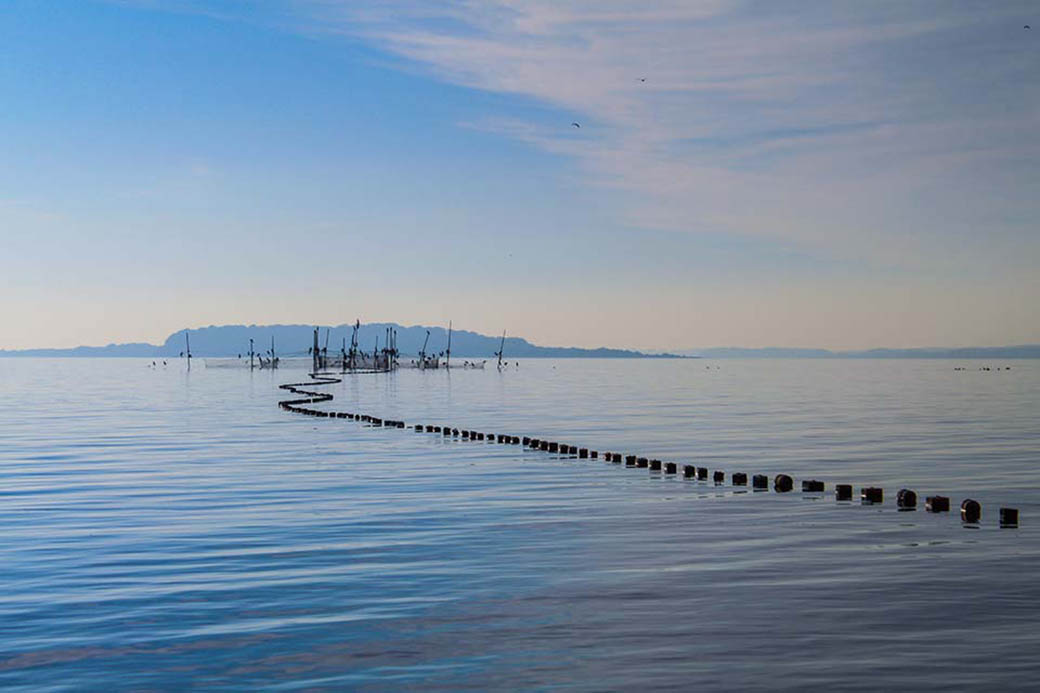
3;1;1038;351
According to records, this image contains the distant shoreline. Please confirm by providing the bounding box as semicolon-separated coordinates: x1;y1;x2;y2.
1;323;1037;360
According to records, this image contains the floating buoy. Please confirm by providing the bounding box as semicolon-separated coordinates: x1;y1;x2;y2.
452;428;460;437
547;441;558;452
568;445;578;455
697;467;708;481
529;438;540;448
683;465;696;478
897;489;917;509
626;455;637;466
713;470;725;484
961;499;981;524
926;495;950;512
512;436;521;445
612;453;622;463
665;462;677;474
650;459;662;470
732;472;748;486
835;484;852;501
462;430;470;439
1000;508;1019;528
590;450;598;459
443;428;451;436
752;474;768;490
802;479;824;492
774;474;793;492
861;487;883;504
539;440;549;451
522;436;531;446
579;448;589;459
637;457;649;468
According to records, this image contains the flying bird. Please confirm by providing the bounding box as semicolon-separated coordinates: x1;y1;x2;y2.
637;77;647;82
1026;24;1031;29
571;122;580;128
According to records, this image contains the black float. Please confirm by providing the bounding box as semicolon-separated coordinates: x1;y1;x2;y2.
960;499;981;524
926;496;950;512
897;489;917;509
861;487;883;504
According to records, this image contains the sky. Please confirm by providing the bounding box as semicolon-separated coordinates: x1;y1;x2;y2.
2;0;1038;351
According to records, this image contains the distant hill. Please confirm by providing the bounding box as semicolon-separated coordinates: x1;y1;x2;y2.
4;326;1037;359
0;323;678;359
686;345;1040;359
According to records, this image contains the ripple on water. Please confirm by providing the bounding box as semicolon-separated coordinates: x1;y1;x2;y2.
0;358;1038;689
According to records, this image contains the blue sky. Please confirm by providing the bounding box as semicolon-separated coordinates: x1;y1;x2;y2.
2;1;1037;350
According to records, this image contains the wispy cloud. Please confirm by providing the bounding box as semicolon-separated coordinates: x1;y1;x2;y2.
282;0;1039;269
115;1;1039;272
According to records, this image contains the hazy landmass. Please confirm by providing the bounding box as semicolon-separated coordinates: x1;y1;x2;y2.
2;324;1038;359
683;346;1040;359
0;324;678;359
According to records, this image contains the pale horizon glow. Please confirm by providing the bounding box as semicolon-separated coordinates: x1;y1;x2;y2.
2;1;1038;351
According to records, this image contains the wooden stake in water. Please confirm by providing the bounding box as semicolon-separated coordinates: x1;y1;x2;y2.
496;330;506;371
446;320;452;369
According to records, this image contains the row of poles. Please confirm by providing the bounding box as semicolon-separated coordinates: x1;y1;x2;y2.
278;376;1020;529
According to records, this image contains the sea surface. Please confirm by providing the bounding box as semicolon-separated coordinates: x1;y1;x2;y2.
1;357;1038;690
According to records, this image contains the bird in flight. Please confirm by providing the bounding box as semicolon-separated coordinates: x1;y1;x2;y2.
571;122;580;128
1026;24;1031;29
637;77;647;82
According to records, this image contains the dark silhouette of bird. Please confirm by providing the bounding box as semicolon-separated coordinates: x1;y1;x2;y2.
638;77;646;82
571;122;580;128
1025;24;1031;29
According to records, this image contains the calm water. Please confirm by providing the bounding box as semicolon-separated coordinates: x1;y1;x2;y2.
1;357;1038;690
